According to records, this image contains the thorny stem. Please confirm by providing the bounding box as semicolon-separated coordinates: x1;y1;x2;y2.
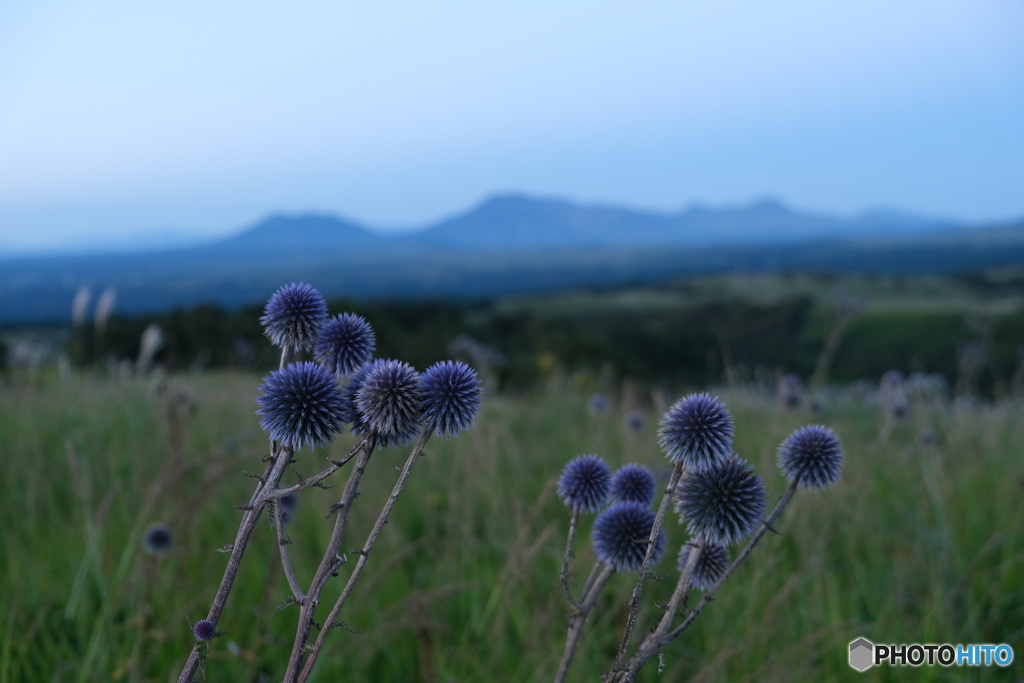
294;428;434;683
578;561;602;606
607;540;704;681
275;495;305;604
283;436;376;682
617;481;800;678
270;436;367;606
554;563;616;683
270;445;362;500
177;344;293;683
611;459;684;671
560;508;583;610
176;443;293;683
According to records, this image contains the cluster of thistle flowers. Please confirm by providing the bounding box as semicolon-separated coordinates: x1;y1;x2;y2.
555;392;844;681
177;282;483;683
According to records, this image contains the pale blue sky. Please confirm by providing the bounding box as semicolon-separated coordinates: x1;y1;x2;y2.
1;1;1022;250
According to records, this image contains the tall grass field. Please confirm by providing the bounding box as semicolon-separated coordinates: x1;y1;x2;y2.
2;371;1021;681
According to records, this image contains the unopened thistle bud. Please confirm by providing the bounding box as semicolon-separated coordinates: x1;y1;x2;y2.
193;619;216;642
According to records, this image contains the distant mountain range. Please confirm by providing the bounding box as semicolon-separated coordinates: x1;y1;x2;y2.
1;194;1022;325
209;194;961;253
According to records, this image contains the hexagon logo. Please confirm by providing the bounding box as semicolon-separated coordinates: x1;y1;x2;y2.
849;637;874;672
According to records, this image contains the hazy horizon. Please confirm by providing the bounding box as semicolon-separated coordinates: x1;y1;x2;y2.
0;191;1001;257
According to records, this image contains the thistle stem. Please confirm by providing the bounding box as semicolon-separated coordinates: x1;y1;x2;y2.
283;437;376;682
275;497;305;604
270;443;363;499
608;539;704;680
611;459;684;671
619;481;799;678
176;444;293;683
176;344;295;683
554;563;615;683
577;561;602;606
294;428;433;683
560;508;583;610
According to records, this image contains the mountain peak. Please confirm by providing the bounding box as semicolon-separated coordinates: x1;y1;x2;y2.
747;197;792;214
219;212;381;249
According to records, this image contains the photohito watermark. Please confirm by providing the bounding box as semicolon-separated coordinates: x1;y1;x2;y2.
849;637;1014;672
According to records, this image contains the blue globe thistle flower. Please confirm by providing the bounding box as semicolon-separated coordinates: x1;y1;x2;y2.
340;362;416;447
315;313;376;377
260;282;328;351
675;456;766;545
356;359;422;447
558;455;612;513
143;522;173;555
623;410;646;434
678;541;729;591
610;463;656;506
658;393;734;471
777;424;844;490
256;361;346;450
420;361;483;437
587;393;609;416
193;619;216;642
339;363;371;431
592;500;666;572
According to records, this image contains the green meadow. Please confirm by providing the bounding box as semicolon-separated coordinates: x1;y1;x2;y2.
2;368;1021;681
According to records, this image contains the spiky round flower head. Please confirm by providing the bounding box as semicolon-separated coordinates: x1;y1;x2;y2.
624;409;645;434
558;455;612;513
315;313;376;377
675;456;766;545
356;359;422;447
256;361;346;450
420;361;483;437
260;282;328;351
658;393;734;471
678;541;729;591
592;500;666;572
193;619;216;642
610;463;657;506
777;424;844;490
339;363;370;430
143;522;173;555
587;393;609;416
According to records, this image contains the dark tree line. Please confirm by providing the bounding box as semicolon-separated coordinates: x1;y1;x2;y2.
60;293;1024;398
